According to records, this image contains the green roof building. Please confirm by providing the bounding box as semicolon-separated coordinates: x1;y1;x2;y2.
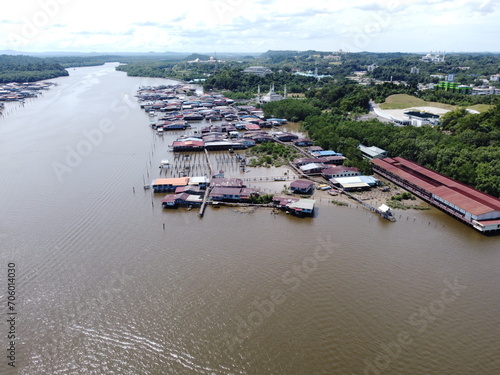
434;81;472;94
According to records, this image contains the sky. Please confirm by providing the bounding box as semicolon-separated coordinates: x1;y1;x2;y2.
1;0;499;54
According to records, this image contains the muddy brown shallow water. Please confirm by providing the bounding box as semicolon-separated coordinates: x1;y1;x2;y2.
0;63;499;375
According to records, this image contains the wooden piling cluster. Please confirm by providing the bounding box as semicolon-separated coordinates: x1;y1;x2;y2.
198;150;213;217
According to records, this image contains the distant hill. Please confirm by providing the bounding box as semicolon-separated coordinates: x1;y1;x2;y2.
261;50;301;58
0;50;188;58
184;53;212;61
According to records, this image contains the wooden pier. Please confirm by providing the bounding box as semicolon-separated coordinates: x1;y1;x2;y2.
198;149;213;217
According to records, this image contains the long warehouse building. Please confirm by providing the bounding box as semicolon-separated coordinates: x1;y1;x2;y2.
371;157;500;233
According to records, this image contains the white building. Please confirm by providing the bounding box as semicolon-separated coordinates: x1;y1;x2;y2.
490;74;500;82
243;66;272;77
358;144;388;159
261;84;284;103
421;52;445;63
472;87;500;95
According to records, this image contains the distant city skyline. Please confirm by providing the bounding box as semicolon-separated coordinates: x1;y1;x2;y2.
1;0;499;54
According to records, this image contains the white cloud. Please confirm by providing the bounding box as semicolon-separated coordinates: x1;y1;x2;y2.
0;0;499;52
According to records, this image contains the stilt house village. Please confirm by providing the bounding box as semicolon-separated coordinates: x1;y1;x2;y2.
139;84;500;232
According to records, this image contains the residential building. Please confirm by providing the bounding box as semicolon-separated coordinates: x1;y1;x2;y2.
151;177;190;193
273;196;316;216
209;187;258;202
299;163;325;175
290;180;315;194
210;178;245;188
358;144;388;159
294;139;314;147
472;87;500;95
294;156;346;167
162;193;203;208
273;132;298;142
322;166;361;179
243;66;272;77
310;150;341;157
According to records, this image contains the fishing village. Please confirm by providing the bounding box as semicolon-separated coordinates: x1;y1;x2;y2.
135;83;500;234
0;81;56;116
2;76;498;233
138;84;404;222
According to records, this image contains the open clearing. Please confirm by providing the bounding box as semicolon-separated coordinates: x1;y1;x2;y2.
378;94;493;113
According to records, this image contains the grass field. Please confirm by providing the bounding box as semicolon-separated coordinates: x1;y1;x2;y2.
378;94;493;113
467;103;494;112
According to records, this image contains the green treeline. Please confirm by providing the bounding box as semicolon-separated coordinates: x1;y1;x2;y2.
301;103;500;197
262;99;322;122
0;55;69;83
249;142;298;167
203;67;327;96
305;79;372;114
116;60;218;82
49;56;120;68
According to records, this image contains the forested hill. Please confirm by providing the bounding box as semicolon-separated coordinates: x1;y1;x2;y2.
302;102;500;197
0;55;69;83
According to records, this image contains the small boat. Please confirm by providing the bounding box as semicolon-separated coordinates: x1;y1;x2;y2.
317;184;331;191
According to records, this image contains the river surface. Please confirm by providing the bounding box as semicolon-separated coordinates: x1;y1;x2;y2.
0;63;499;375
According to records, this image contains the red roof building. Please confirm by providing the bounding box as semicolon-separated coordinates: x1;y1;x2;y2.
290;180;315;194
371;157;500;233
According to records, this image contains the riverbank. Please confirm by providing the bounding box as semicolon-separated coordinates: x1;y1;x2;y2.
2;63;499;375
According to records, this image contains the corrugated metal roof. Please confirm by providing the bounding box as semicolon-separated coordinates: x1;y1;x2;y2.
372;157;500;216
211;178;244;188
330;176;378;185
290;180;314;189
287;199;315;210
152;177;190;186
322;166;359;174
299;163;324;171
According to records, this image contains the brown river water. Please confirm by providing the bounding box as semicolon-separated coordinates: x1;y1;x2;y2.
0;63;499;375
